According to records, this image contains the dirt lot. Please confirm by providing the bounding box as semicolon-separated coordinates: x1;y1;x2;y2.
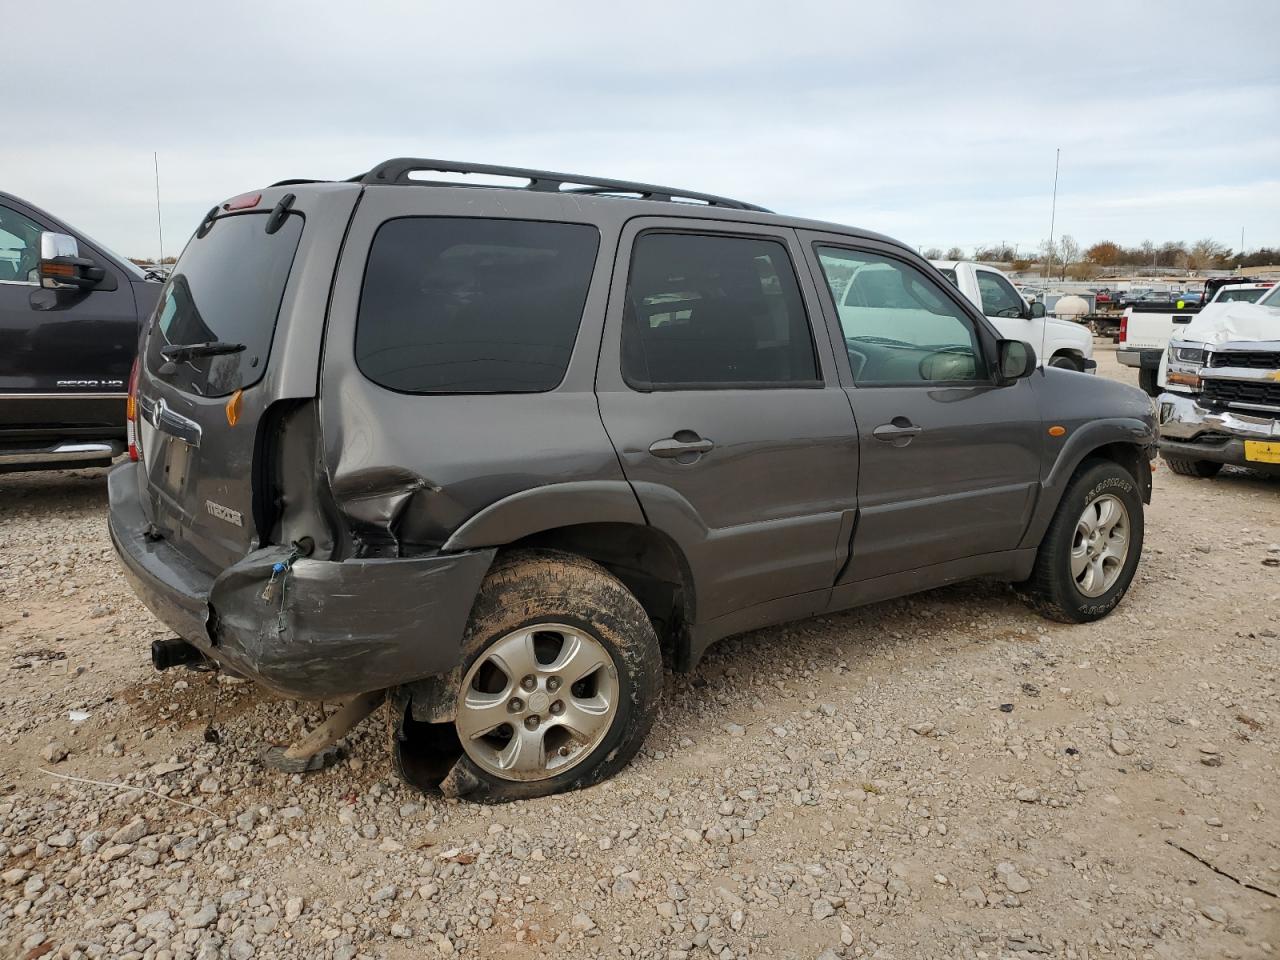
1;343;1277;960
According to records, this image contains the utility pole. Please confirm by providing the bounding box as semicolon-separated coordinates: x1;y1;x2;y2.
154;153;165;267
1045;148;1059;281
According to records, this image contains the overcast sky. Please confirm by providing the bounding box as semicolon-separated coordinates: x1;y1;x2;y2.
4;0;1277;260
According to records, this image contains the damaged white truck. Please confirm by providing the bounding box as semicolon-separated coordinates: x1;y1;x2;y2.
1158;283;1280;476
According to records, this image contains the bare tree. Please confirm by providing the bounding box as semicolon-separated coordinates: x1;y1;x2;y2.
1039;238;1057;278
1187;238;1229;272
1058;235;1079;280
944;246;964;261
922;247;943;260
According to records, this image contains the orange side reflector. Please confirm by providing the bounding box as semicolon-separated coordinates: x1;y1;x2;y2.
1048;425;1066;437
40;260;75;277
225;389;243;427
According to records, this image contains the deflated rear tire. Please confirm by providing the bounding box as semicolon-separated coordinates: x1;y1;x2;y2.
1017;460;1144;623
435;549;661;802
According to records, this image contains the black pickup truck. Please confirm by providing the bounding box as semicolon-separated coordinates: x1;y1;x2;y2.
0;192;161;471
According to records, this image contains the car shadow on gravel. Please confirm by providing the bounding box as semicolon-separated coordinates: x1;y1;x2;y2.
0;466;111;515
663;577;1027;731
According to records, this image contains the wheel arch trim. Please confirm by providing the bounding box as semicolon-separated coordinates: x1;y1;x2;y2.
1021;418;1154;549
442;480;647;551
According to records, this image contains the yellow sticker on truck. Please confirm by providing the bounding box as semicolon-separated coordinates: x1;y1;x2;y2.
1244;441;1280;464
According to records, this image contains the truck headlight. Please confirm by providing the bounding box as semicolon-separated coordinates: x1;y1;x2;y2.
1171;345;1206;364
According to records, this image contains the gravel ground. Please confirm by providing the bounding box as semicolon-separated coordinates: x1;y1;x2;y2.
1;342;1277;960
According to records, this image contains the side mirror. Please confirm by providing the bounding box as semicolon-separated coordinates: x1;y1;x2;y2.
1028;301;1046;319
997;339;1036;383
39;232;104;290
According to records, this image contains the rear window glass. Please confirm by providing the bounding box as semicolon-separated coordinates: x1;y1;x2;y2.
145;211;303;397
356;218;600;394
1214;287;1266;304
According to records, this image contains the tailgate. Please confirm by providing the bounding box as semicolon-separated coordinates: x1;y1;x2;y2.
1124;306;1198;350
134;184;360;575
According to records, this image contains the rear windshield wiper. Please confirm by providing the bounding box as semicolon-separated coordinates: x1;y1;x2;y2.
160;341;246;362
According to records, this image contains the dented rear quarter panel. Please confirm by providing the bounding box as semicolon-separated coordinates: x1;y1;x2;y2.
318;188;637;556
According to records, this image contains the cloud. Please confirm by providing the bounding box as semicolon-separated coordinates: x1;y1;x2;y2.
3;0;1278;257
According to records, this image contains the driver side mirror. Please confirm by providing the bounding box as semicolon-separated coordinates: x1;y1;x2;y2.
1028;301;1046;319
39;232;104;290
996;339;1036;383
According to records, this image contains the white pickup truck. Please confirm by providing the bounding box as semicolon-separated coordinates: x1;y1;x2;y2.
1117;278;1275;395
1157;283;1280;477
931;260;1095;372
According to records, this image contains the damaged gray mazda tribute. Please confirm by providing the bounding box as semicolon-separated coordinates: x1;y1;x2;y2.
109;158;1156;800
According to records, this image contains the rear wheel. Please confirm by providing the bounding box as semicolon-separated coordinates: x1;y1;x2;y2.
1138;367;1159;397
1162;455;1222;478
436;550;661;802
1017;460;1144;623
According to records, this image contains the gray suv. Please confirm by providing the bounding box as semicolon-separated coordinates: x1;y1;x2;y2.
109;159;1156;800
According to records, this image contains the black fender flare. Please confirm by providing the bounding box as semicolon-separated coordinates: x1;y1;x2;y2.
1019;416;1154;549
441;480;646;551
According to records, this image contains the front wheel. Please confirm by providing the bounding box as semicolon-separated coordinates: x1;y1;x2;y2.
1049;353;1083;372
1016;460;1144;623
436;550;662;802
1162;455;1222;478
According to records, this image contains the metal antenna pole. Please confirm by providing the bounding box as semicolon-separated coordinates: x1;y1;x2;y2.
1045;148;1059;281
154;152;165;267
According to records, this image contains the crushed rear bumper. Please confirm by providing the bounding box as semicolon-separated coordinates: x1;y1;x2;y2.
107;463;495;699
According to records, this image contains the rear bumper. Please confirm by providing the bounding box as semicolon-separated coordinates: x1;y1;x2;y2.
1117;348;1161;369
1156;392;1280;470
108;463;496;699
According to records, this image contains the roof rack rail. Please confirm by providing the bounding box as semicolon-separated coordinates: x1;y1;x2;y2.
353;158;770;212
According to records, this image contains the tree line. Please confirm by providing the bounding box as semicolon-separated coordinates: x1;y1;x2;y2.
921;238;1279;279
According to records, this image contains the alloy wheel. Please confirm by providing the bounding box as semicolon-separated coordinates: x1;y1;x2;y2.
456;624;619;781
1071;494;1130;598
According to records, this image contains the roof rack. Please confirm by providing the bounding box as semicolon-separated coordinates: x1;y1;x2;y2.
352;158;770;212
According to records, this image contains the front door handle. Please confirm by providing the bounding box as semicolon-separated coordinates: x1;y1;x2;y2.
872;417;922;446
649;431;714;460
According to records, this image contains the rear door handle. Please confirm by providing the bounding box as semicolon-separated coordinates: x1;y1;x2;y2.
872;418;922;446
648;432;714;460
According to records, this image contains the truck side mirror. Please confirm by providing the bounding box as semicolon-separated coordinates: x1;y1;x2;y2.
1028;301;1046;319
996;339;1036;383
39;231;105;290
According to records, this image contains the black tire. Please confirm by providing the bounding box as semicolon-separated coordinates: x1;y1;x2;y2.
1138;367;1159;397
1162;455;1223;478
1016;459;1144;624
433;549;661;802
1049;353;1082;371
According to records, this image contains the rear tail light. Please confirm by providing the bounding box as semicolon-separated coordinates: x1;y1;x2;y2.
1118;315;1128;343
126;358;141;462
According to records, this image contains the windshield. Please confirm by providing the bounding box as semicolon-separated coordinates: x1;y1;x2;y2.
144;211;303;397
1214;287;1267;304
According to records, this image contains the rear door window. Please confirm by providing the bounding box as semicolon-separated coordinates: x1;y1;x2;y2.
621;232;819;388
356;218;599;394
145;211;303;397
